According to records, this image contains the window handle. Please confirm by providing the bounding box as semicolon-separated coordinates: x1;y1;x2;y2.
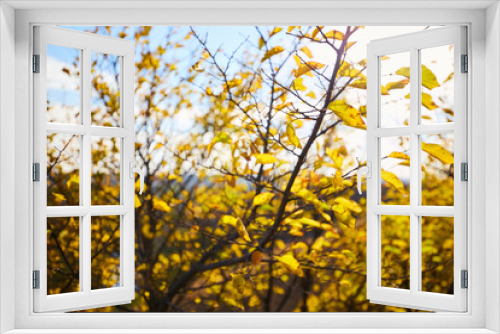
129;162;145;195
357;161;372;195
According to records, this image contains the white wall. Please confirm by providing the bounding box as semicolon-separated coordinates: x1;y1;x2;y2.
485;2;500;333
0;2;16;333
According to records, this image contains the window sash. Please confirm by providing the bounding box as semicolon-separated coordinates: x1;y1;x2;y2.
366;26;468;312
33;25;136;313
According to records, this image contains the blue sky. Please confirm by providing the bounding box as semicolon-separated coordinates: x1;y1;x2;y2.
47;25;449;170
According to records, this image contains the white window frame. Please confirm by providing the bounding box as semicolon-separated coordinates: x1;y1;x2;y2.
33;25;136;313
366;26;468;312
0;1;498;333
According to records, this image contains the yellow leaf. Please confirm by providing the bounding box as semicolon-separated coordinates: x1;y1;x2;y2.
66;174;79;188
333;197;362;214
262;46;284;62
339;66;365;79
306;91;316;99
286;123;302;148
385;79;409;91
232;275;246;294
134;194;141;208
251;251;263;265
258;37;265;50
349;79;366;89
52;193;66;202
168;174;182;182
395;67;410;78
293;54;301;66
253;192;275;206
381;169;407;194
221;215;238;226
421;92;438;110
225;175;236;187
270;27;283;37
153;198;172;212
291;77;307;91
299;217;321;228
275;254;303;277
213;131;232;144
421;65;440;90
301;46;313;58
325;148;343;170
236;219;252;242
295;62;325;78
287;26;296;33
334;208;356;229
324;30;345;40
388;151;410;160
255;153;278;165
311;26;324;39
296;188;316;202
328;101;366;130
421;143;454;164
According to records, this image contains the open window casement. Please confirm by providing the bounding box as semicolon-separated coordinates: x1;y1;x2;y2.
364;26;467;312
33;26;137;312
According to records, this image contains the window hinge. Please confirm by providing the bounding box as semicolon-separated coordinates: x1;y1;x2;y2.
32;270;40;289
33;54;40;73
461;270;468;289
461;54;468;73
461;162;468;181
33;163;40;182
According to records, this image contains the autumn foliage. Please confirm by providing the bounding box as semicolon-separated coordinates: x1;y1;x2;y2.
45;26;456;312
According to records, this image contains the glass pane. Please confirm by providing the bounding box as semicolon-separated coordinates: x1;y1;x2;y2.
47;134;80;206
91;216;120;290
421;133;454;206
420;45;454;124
47;217;80;295
381;215;410;289
91;137;121;205
380;136;410;205
421;216;454;294
91;52;121;127
380;52;410;128
46;44;81;124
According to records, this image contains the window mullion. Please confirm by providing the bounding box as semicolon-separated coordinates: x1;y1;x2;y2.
409;47;420;294
82;47;92;294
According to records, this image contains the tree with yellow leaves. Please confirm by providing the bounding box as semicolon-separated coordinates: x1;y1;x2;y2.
46;25;456;312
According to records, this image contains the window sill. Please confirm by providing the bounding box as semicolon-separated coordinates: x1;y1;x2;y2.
4;329;497;334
